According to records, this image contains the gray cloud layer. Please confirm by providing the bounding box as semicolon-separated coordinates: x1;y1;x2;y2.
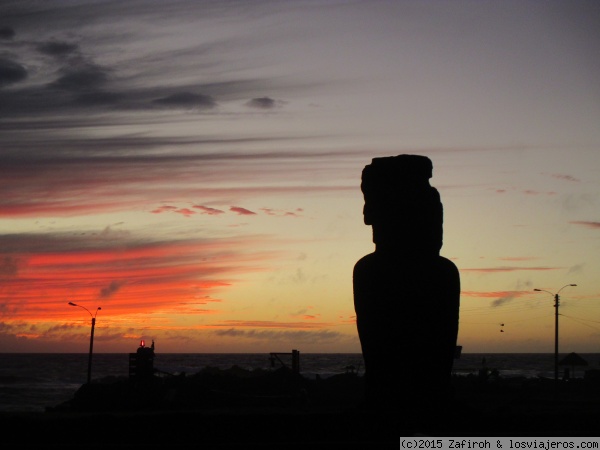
0;1;290;120
0;58;27;87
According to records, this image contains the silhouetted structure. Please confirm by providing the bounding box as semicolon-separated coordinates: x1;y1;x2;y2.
269;350;300;374
129;339;155;381
559;352;588;379
353;155;460;413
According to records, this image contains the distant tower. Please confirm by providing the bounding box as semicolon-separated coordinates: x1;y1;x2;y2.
129;339;155;381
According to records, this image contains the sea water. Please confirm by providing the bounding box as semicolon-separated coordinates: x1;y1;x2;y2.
1;353;599;413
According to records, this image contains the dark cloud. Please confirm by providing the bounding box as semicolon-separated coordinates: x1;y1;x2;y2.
0;27;15;39
491;293;517;307
246;96;276;109
37;41;79;57
0;58;27;87
551;173;580;183
0;79;273;117
491;281;532;307
50;64;109;91
213;328;342;343
567;263;584;275
0;231;126;254
152;92;216;109
45;323;79;333
73;90;121;106
0;24;278;117
99;280;125;299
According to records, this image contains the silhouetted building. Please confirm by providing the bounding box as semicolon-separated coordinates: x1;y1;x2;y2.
269;350;301;374
353;155;460;413
129;339;155;381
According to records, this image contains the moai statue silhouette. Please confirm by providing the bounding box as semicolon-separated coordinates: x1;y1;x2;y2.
353;155;460;411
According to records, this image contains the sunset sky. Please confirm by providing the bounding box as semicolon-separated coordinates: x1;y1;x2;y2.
1;0;599;354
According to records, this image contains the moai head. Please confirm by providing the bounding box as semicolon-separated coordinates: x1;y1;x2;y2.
360;154;443;256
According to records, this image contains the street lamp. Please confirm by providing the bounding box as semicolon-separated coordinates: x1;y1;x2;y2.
533;284;577;384
68;302;101;384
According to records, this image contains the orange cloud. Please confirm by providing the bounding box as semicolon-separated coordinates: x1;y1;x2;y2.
194;205;225;215
230;206;256;215
260;207;303;217
151;205;196;216
0;232;276;322
338;315;356;324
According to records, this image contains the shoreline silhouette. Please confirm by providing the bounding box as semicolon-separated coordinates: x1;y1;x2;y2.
3;369;600;448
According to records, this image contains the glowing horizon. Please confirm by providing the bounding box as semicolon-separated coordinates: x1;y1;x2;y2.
1;1;599;354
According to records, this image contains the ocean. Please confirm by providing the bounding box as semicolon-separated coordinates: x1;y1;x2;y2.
1;352;599;413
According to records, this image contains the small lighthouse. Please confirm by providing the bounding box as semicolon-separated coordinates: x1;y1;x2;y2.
129;339;155;381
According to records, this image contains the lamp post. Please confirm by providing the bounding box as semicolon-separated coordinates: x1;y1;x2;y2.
533;284;577;384
68;302;101;384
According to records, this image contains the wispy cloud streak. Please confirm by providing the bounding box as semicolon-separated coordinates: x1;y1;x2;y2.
0;148;357;218
570;221;600;229
461;266;562;273
211;320;333;329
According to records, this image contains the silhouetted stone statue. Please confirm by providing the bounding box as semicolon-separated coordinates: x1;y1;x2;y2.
353;155;460;414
